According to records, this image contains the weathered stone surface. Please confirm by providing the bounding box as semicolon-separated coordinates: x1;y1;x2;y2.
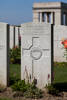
33;2;67;25
15;27;19;47
54;25;67;62
0;22;9;86
21;22;53;89
10;25;20;49
10;25;14;49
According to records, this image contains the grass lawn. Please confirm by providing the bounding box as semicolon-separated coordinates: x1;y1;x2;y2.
10;64;21;79
1;62;67;100
10;62;67;84
54;62;67;84
9;64;21;85
53;62;67;91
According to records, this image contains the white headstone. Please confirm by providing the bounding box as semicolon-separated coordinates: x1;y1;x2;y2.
15;27;19;47
0;22;9;86
54;25;67;62
10;25;14;49
21;22;53;89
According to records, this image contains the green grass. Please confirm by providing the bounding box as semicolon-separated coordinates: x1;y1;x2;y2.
0;62;65;100
54;62;67;83
9;62;67;84
9;64;21;85
9;62;67;91
53;62;67;91
0;62;66;99
10;64;21;79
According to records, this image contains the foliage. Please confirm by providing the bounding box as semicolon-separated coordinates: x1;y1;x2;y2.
23;82;43;98
11;80;27;92
9;76;20;86
46;84;59;96
10;46;21;64
11;80;43;99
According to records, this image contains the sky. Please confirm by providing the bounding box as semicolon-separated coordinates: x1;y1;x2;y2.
0;0;67;25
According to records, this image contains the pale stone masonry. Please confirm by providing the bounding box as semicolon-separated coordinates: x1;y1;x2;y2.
21;22;53;88
0;22;9;86
0;1;67;88
15;26;19;47
54;25;67;62
33;2;67;25
10;25;21;49
10;25;14;48
33;2;67;62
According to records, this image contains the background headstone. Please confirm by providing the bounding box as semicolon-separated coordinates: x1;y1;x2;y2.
54;25;67;62
15;27;19;47
10;25;14;49
21;22;53;88
0;22;9;86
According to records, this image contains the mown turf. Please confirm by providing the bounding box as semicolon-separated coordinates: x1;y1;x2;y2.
54;62;67;84
10;64;21;80
2;62;67;99
9;62;67;84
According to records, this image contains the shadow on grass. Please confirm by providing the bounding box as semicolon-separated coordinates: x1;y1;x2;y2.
53;82;67;92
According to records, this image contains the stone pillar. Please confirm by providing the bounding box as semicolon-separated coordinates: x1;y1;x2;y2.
51;13;53;24
65;13;67;25
45;13;48;23
40;12;42;22
33;12;39;22
55;10;61;25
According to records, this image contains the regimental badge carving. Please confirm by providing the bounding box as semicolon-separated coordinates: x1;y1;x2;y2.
30;47;42;60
